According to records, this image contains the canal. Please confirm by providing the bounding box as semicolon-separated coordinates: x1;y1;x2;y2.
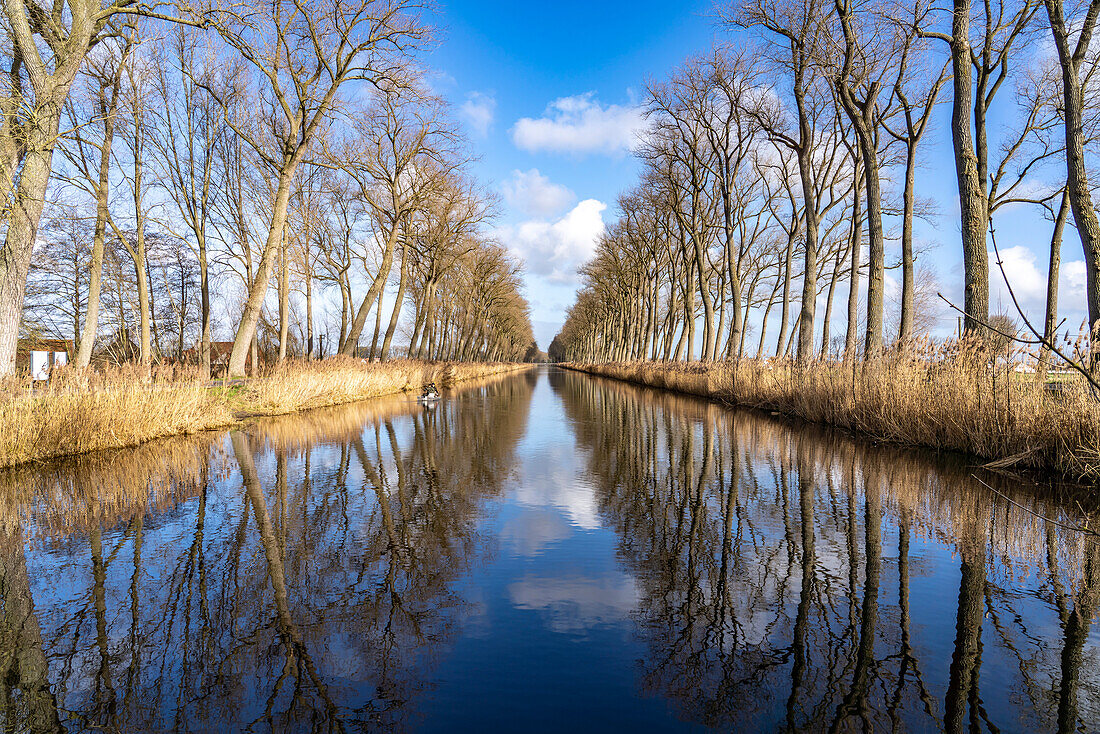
0;366;1097;732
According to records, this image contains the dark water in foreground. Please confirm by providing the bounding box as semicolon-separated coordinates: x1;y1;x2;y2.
1;366;1098;732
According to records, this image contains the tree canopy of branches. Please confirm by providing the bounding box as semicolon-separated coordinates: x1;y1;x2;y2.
553;0;1100;371
6;0;537;375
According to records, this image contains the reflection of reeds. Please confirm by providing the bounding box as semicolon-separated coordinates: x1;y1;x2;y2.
11;369;539;732
564;356;1100;479
556;366;1100;730
0;359;532;468
251;367;534;452
0;433;216;539
558;367;1099;587
0;366;533;540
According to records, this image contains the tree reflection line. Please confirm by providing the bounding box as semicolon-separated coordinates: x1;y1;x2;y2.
552;368;1100;732
0;375;534;732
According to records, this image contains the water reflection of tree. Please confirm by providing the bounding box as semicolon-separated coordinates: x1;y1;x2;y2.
1;372;533;732
552;368;1100;731
0;524;62;733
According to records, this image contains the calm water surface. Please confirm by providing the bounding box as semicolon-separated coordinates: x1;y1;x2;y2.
1;367;1098;732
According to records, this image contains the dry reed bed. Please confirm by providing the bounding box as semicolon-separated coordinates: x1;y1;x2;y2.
564;357;1100;480
0;358;532;469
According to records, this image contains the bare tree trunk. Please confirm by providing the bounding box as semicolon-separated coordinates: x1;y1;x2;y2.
0;106;64;375
229;167;295;377
368;286;384;359
381;241;410;360
1044;0;1100;367
776;230;796;357
845;165;864;360
129;70;152;366
305;262;313;358
693;235;716;361
898;142;918;345
338;278;350;352
820;246;846;358
341;221;400;356
795;129;820;359
77;84;121;367
198;240;211;375
278;233;289;362
950;0;991;336
834;0;886;357
1040;189;1070;373
861;148;885;356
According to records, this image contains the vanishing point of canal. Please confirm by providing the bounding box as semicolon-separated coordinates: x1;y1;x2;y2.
1;367;1098;732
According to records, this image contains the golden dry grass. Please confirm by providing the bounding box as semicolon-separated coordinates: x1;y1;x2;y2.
0;358;532;469
0;365;533;538
564;351;1100;479
234;357;526;417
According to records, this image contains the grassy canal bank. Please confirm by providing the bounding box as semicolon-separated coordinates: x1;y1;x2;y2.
563;359;1100;481
0;358;532;469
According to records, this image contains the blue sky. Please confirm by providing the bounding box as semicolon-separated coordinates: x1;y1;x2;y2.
423;0;719;348
424;1;1087;352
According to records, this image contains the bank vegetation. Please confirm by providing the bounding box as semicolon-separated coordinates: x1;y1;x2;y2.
0;359;531;469
564;354;1100;479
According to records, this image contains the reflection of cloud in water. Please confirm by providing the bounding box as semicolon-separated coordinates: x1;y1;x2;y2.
513;443;601;529
508;574;639;633
500;509;573;556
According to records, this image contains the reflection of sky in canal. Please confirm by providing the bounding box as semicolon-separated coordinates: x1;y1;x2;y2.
419;373;691;732
3;366;1099;732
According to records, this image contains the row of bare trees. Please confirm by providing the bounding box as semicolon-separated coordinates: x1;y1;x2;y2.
2;0;535;377
551;0;1100;365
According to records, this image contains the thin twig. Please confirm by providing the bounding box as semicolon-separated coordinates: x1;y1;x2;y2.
971;474;1099;538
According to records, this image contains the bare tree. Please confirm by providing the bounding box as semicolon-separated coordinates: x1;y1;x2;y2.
338;89;454;356
1041;0;1100;368
0;0;201;374
108;22;154;364
919;0;1041;335
883;1;949;345
200;0;429;376
59;27;133;366
833;0;894;355
729;0;836;361
149;25;221;375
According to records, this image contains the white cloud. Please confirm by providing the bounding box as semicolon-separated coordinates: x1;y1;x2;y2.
500;510;573;556
512;92;647;155
460;91;496;137
501;169;577;218
1056;259;1089;329
1062;259;1087;300
991;245;1047;309
497;199;606;285
989;245;1088;329
508;574;640;633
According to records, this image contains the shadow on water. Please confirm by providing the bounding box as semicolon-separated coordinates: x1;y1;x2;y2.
0;365;1096;732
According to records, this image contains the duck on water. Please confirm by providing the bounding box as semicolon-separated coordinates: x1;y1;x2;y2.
418;382;441;403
